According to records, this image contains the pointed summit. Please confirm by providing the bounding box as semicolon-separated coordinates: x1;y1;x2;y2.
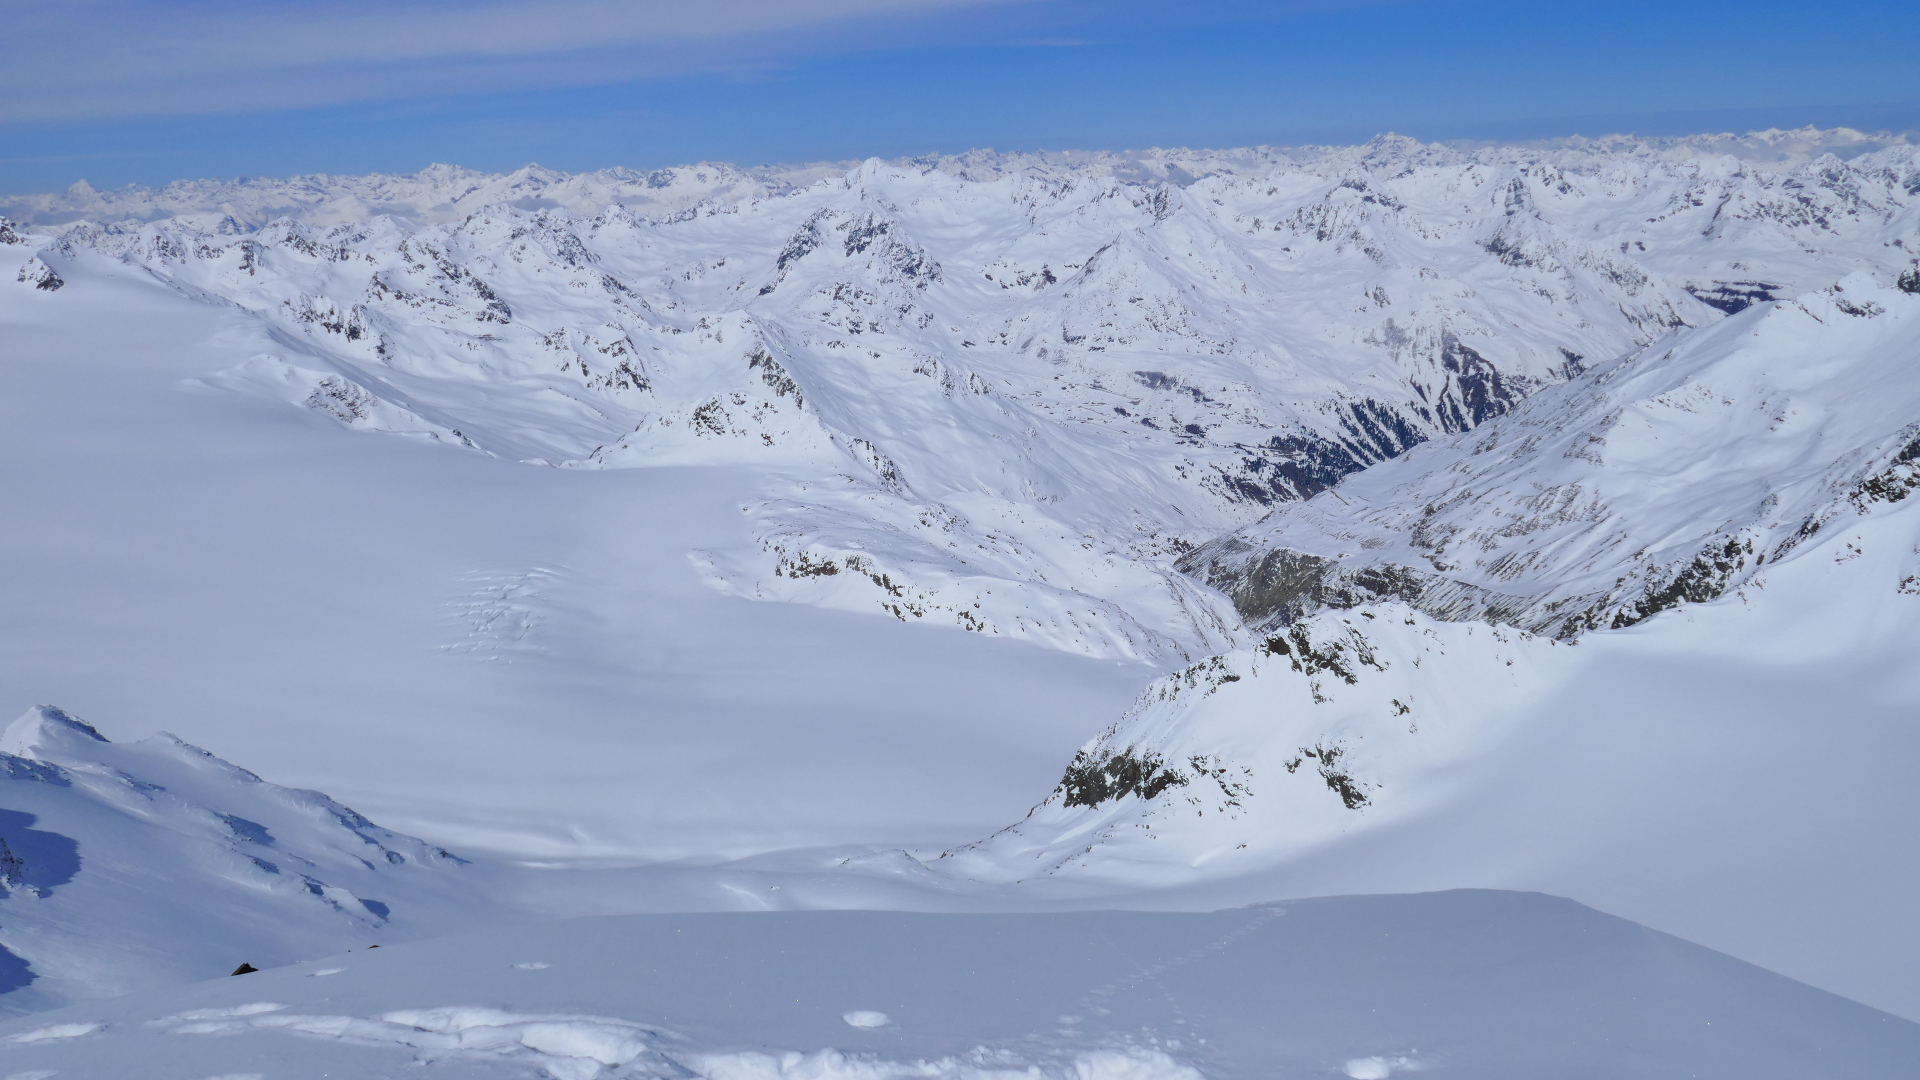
2;705;109;760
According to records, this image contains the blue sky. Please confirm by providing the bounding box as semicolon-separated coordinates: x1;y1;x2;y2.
3;0;1917;192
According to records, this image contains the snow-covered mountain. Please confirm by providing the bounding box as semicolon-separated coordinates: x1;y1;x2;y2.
1180;272;1920;637
0;706;505;1016
925;265;1920;1017
11;128;1918;662
3;127;1920;1033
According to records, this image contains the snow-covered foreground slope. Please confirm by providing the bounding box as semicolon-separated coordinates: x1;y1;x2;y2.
4;892;1917;1080
0;707;506;1016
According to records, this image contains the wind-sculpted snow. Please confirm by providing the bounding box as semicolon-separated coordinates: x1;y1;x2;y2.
14;130;1920;661
0;707;503;1014
1181;274;1920;637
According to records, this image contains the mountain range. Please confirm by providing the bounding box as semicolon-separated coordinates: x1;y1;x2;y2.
2;126;1918;1073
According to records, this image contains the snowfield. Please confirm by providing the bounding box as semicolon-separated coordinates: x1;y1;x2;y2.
3;892;1917;1080
1;127;1919;1071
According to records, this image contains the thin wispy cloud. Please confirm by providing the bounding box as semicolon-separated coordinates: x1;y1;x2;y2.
2;0;1032;121
5;0;1913;192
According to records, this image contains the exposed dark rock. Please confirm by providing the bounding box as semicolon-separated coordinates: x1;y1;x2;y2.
1182;530;1783;641
1207;405;1428;507
1685;281;1782;314
16;257;63;292
747;345;804;407
760;210;829;293
1180;544;1337;628
1436;333;1519;432
1610;536;1757;629
1848;431;1920;510
1283;742;1370;809
839;212;941;286
776;552;841;578
1058;747;1188;808
1262;623;1385;684
305;377;375;423
0;837;24;890
1339;398;1428;460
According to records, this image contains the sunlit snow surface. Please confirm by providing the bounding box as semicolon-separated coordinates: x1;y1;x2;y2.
1;132;1919;1058
3;893;1917;1080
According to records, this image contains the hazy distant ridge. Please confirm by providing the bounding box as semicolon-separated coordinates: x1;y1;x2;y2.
5;126;1914;229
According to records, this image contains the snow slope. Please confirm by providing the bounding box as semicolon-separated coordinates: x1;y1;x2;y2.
3;892;1916;1080
0;708;502;1016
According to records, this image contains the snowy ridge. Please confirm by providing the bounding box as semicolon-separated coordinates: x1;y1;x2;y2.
0;707;500;1015
937;608;1551;886
12;130;1920;660
1182;274;1920;636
